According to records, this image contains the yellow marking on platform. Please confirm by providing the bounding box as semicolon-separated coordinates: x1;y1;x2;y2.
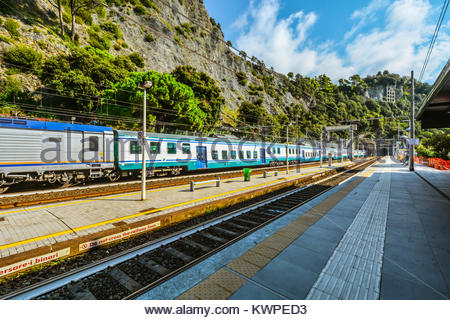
0;163;348;217
0;168;329;250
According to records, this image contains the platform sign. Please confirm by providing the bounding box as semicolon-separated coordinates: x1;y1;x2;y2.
79;221;161;251
406;138;420;145
0;248;70;278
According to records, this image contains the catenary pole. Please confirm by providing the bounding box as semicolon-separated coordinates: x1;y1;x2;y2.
409;71;415;171
286;125;289;174
139;81;153;201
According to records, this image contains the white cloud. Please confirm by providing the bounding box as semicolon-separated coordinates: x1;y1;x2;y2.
345;0;390;40
232;0;450;82
346;0;449;82
234;0;353;79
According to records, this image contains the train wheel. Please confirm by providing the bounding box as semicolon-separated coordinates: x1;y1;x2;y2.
0;186;9;194
108;171;121;182
56;173;73;188
47;172;57;184
0;179;10;193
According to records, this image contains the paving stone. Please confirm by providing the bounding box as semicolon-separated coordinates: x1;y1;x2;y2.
227;258;261;278
239;250;272;268
307;162;391;300
207;268;247;293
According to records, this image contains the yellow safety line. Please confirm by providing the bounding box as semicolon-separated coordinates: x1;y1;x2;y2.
0;168;328;250
1;163;348;216
0;176;253;216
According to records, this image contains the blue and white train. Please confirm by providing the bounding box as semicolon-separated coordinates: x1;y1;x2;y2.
0;117;365;193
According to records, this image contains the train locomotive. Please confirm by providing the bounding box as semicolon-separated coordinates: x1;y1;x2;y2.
0;117;365;193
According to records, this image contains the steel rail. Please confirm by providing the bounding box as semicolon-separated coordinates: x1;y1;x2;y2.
1;159;375;300
0;161;333;210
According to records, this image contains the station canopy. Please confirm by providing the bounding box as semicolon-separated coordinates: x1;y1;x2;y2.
416;59;450;128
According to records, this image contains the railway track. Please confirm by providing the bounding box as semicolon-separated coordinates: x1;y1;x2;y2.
0;161;334;210
1;158;375;300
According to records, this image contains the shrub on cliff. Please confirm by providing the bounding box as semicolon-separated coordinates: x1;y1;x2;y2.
4;45;43;72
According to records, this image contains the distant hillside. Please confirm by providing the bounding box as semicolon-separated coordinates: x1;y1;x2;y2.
0;0;431;142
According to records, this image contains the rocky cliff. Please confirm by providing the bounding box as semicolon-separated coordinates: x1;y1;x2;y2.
0;0;295;116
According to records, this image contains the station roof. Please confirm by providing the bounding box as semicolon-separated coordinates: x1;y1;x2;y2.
416;59;450;128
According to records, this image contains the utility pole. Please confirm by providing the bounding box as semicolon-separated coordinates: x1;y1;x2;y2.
286;124;289;174
139;81;153;201
350;126;354;161
409;71;415;171
296;114;300;173
219;104;222;132
320;130;323;168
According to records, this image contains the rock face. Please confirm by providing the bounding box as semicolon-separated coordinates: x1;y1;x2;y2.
366;84;404;102
0;0;296;114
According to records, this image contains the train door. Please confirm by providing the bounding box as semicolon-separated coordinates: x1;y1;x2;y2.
82;132;104;163
196;146;207;169
260;148;266;164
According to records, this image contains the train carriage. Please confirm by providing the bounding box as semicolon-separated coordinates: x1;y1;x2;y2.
115;131;269;176
113;131;352;177
0;116;365;192
0;117;115;192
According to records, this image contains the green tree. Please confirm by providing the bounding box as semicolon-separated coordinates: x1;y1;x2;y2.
103;71;207;131
171;65;225;128
68;0;102;41
422;133;450;159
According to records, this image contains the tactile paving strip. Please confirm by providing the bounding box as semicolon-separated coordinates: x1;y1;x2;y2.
307;165;391;300
176;164;376;300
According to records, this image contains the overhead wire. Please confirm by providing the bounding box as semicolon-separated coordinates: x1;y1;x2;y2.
418;0;449;82
1;0;390;142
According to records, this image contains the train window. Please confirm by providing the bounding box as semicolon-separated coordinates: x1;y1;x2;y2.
253;150;258;159
277;147;280;154
267;148;271;154
239;150;244;159
89;136;99;152
246;150;251;159
231;150;236;159
167;143;177;154
182;143;191;154
272;147;276;154
48;137;62;143
212;150;219;160
150;142;160;154
222;150;228;159
130;141;142;154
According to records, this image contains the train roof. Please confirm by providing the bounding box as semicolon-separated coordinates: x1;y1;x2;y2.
115;130;330;147
0;117;113;133
116;130;258;143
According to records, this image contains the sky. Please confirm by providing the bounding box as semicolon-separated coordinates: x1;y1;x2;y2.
204;0;450;83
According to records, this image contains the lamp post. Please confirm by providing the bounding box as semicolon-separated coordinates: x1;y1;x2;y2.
296;114;300;173
286;124;289;174
409;70;415;172
138;81;153;201
320;130;323;168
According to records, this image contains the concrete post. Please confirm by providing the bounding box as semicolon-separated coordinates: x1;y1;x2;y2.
409;70;415;172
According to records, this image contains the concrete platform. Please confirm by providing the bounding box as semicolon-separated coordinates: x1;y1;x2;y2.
0;161;352;276
138;157;449;300
414;163;450;199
